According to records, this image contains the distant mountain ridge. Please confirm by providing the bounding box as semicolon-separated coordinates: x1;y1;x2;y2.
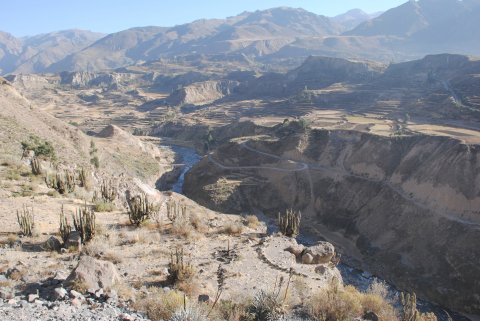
0;29;104;74
2;1;480;74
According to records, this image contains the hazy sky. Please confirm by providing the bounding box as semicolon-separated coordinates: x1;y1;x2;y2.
1;0;406;37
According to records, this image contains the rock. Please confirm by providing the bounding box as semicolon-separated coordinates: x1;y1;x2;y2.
285;244;305;257
7;299;18;305
198;294;210;303
301;253;314;264
364;311;379;321
95;288;104;298
27;293;39;303
303;242;335;264
71;298;83;307
315;265;327;275
106;289;118;299
120;313;135;321
65;231;82;251
53;287;68;300
0;274;7;281
0;288;14;300
70;290;84;299
34;299;44;305
67;256;120;291
43;236;62;252
6;267;23;279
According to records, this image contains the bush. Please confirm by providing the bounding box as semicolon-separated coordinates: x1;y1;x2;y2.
222;222;244;236
132;288;184;321
245;215;260;229
94;201;115;213
308;283;400;321
21;135;55;160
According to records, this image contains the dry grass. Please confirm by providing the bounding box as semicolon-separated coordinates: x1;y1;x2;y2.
222;222;244;236
132;287;185;321
71;279;89;294
102;251;123;264
307;282;398;321
245;215;260;229
0;280;13;288
190;213;208;233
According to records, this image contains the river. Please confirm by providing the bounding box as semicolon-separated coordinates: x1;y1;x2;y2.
161;143;472;321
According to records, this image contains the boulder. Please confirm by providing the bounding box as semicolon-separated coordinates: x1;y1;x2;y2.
65;231;82;251
43;236;62;252
198;294;210;303
285;243;305;257
303;242;335;264
67;256;120;291
301;253;314;264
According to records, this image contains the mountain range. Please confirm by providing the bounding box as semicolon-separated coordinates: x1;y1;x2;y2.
1;0;480;75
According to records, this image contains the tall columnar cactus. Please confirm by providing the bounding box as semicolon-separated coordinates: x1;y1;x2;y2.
401;292;418;321
59;205;71;245
100;179;118;202
125;190;159;226
45;170;75;194
65;170;76;193
17;205;35;237
73;204;96;244
30;157;42;175
168;247;195;284
78;167;91;190
167;199;187;222
278;209;301;237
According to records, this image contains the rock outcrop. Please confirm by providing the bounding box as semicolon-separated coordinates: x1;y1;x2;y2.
184;123;480;313
166;80;239;106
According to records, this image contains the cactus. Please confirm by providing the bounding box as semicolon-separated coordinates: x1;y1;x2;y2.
401;292;418;321
100;179;118;202
45;170;75;194
59;205;71;245
125;190;159;226
73;204;96;243
78;167;91;190
17;205;35;236
65;170;76;192
168;247;195;284
167;199;187;222
278;209;301;237
30;157;42;175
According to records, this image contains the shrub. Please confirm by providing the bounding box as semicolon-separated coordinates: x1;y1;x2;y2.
245;215;260;229
248;290;285;321
132;288;185;321
21;135;56;160
94;201;115;213
222;222;244;236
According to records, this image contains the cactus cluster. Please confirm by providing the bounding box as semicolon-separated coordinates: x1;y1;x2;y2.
73;204;96;244
78;167;91;190
45;170;76;194
59;205;72;244
126;190;159;226
30;157;42;175
167;199;187;222
168;247;195;284
278;209;301;237
17;205;35;236
401;292;437;321
100;179;118;202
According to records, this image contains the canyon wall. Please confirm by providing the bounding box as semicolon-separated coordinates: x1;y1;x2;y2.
184;124;480;313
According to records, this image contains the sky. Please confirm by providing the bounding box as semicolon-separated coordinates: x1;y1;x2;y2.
0;0;406;37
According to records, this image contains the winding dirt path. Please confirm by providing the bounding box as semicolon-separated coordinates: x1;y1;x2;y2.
207;141;480;229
